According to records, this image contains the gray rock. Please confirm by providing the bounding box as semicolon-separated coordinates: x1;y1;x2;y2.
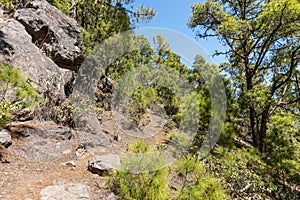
14;139;71;162
62;160;76;167
0;129;12;148
8;121;72;140
77;130;112;150
88;154;120;176
0;18;71;98
107;192;117;200
40;183;90;200
14;0;84;70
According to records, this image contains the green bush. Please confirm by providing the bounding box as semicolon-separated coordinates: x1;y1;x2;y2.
120;86;159;129
0;100;17;126
265;113;300;186
206;147;300;199
109;141;231;200
0;0;15;10
55;99;75;127
172;155;228;200
217;122;236;149
47;0;70;15
109;140;169;200
0;64;38;126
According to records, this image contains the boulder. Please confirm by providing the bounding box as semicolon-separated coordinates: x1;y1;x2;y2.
77;131;112;150
0;18;71;98
14;0;84;70
88;154;120;176
7;121;72;140
0;129;12;148
14;139;71;162
40;183;90;200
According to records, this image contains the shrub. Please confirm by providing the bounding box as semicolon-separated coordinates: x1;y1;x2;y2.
217;122;236;149
55;99;75;127
265;113;300;186
0;64;38;126
109;140;169;200
206;147;300;199
172;155;229;200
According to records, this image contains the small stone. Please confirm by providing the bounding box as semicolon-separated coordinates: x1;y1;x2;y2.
113;132;121;141
0;129;12;148
63;149;72;155
107;192;117;200
75;147;86;157
63;161;76;167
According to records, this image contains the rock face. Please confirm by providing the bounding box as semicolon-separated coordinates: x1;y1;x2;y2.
0;18;71;97
0;129;12;148
14;0;84;71
7;121;72;140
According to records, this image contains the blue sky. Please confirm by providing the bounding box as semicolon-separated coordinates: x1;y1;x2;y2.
129;0;227;65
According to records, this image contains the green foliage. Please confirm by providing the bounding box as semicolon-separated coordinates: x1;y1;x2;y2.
47;0;70;15
0;64;38;126
172;155;229;200
77;0;130;53
0;100;16;126
110;142;228;200
189;0;300;153
112;168;169;200
47;0;155;55
76;0;154;54
0;0;16;10
127;140;150;154
127;87;154;126
55;99;75;127
265;113;300;185
217;122;235;149
207;147;300;199
110;140;169;200
157;86;179;118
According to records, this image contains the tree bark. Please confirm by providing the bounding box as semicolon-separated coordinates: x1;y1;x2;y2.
250;106;259;148
258;108;270;153
246;67;260;149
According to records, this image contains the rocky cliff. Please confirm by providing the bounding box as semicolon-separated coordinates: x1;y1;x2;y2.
0;1;118;199
0;0;83;97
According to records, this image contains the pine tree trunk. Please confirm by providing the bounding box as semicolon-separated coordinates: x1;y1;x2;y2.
250;106;259;148
258;109;269;153
246;70;260;149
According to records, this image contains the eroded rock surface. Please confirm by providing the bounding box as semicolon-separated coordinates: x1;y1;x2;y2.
14;0;84;70
8;121;72;140
0;18;71;98
14;140;71;162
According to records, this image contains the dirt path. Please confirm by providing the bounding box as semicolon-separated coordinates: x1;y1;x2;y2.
0;110;170;199
0;139;107;200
